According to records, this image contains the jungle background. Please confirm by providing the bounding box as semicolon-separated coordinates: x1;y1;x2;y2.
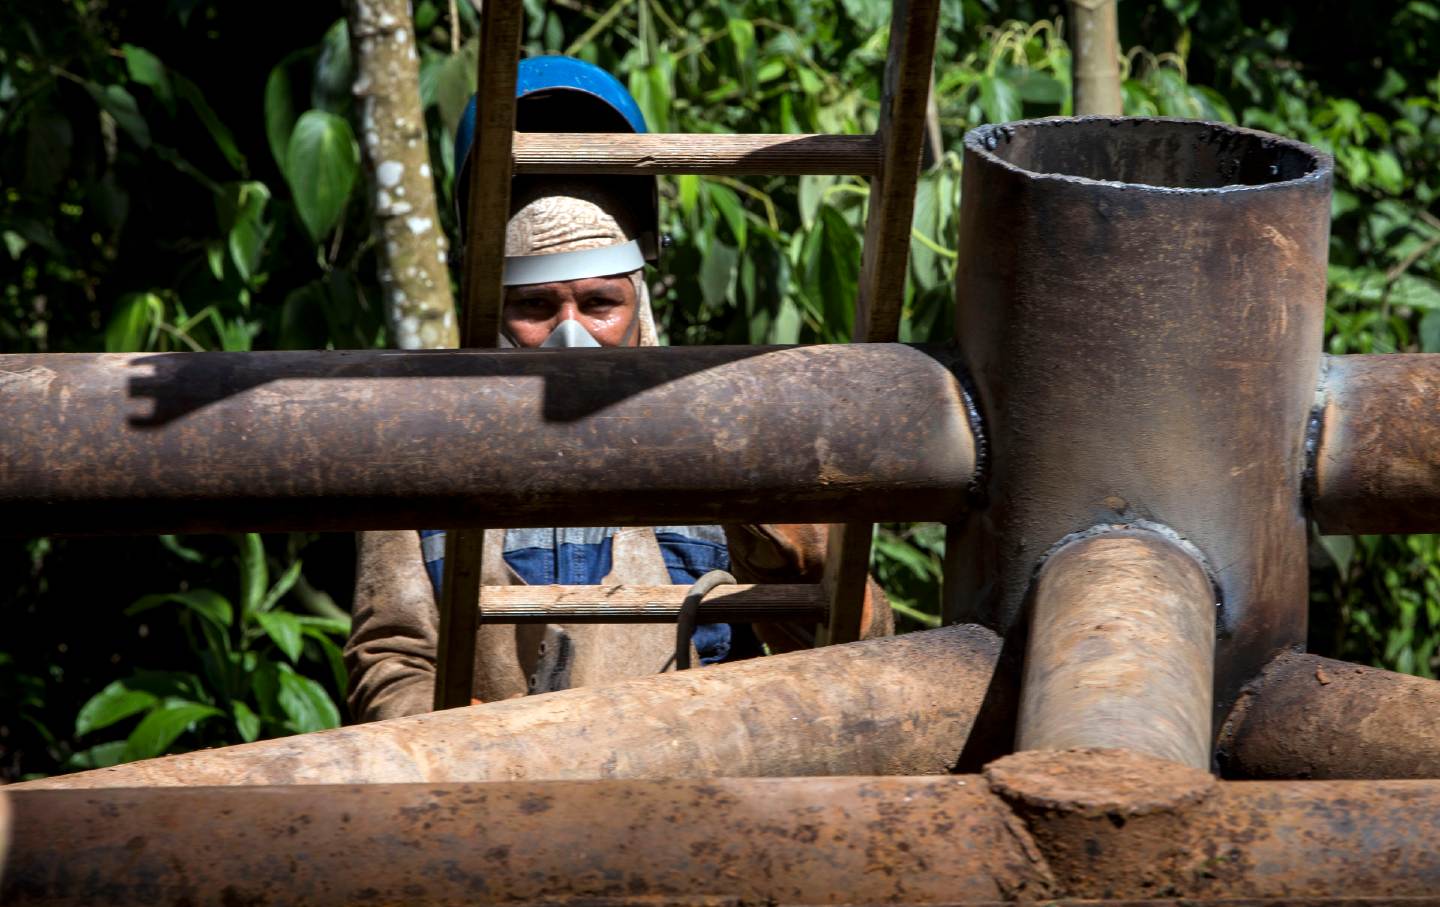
0;0;1436;779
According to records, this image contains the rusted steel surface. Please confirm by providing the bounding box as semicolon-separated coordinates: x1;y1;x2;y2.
1018;529;1216;769
0;344;975;535
12;750;1440;905
950;117;1332;722
986;748;1440;901
1218;649;1440;779
1309;353;1440;534
2;776;1047;907
16;624;999;790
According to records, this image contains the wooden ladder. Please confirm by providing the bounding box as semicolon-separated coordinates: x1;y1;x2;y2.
434;0;942;709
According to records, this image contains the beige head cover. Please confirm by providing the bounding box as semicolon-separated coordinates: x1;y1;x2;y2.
501;180;659;348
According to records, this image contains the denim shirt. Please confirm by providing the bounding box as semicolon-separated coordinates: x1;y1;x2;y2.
417;526;760;664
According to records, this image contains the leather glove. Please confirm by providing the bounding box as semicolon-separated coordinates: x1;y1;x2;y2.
722;523;893;653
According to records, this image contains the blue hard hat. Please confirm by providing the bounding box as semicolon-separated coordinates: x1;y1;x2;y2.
454;56;658;259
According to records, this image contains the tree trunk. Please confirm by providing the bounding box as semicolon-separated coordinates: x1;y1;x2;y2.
349;0;459;349
1069;0;1123;116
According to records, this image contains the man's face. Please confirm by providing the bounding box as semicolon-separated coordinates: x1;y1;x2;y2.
502;274;640;348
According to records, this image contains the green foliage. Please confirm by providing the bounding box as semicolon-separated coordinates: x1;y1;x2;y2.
65;534;348;770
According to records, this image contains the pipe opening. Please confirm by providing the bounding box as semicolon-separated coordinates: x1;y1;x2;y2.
967;117;1327;191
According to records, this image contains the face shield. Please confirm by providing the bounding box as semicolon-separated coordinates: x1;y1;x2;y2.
501;184;659;349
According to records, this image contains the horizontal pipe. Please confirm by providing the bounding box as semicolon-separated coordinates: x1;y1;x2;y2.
513;132;882;175
1017;529;1216;769
1311;353;1440;534
1;777;1044;906
476;583;826;623
1218;650;1440;779
0;344;975;535
16;624;1000;789
10;748;1440;904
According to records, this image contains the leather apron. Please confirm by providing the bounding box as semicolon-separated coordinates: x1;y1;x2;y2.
471;527;688;701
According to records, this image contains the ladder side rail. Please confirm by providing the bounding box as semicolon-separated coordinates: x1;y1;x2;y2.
435;0;525;712
824;0;944;646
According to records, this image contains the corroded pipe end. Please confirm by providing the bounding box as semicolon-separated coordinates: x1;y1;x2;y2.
965;116;1332;195
987;748;1218;900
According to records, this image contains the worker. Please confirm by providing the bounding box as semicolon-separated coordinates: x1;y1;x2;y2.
344;57;891;722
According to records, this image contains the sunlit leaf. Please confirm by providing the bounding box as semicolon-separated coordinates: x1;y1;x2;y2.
122;701;223;762
104;292;161;352
285;110;359;242
233;701;261;742
75;681;159;737
256;610;304;663
276;664;340;733
122;44;173;110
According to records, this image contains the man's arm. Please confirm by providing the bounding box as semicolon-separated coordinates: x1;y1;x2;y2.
344;529;439;722
722;524;893;652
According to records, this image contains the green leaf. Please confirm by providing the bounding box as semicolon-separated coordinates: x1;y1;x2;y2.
125;589;234;631
174;74;246;173
256;610;304;663
434;42;478;138
276;664;340;733
699;240;738;308
159;534;208;564
237;533;268;618
104;292;161;352
218;181;272;284
806;205;861;340
297;615;352;636
312;19;354;114
264;53;305;173
285;110;360;242
304;629;350;696
64;741;128;771
84;82;151;148
1422;311;1440;353
233;701;261;743
75;681;159;737
979;74;1021;124
728;18;756;68
122;701;223;762
122;44;172;109
705;182;747;248
259;559;304;613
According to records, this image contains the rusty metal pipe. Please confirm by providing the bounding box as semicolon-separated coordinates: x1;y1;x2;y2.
1310;353;1440;534
985;748;1440;901
1218;650;1440;779
0;344;976;535
950;117;1332;723
1018;529;1216;769
2;777;1049;906
15;624;998;790
11;750;1440;905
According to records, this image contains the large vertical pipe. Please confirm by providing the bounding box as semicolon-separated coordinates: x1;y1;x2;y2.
1018;529;1216;768
951;118;1332;722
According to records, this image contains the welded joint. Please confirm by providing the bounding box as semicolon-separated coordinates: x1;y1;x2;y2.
953;356;990;503
1029;519;1224;615
1300;354;1333;518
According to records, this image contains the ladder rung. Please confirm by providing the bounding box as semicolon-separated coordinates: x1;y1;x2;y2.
513;133;881;176
476;583;826;623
